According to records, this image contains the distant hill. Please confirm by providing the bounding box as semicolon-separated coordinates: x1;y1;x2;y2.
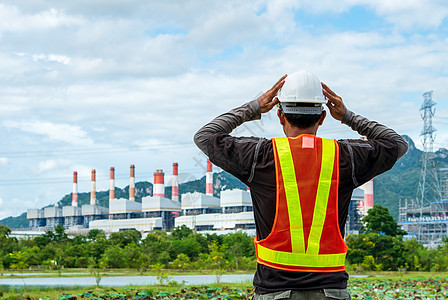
0;171;246;229
2;135;447;228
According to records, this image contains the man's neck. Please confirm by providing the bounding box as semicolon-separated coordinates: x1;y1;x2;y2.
285;125;317;138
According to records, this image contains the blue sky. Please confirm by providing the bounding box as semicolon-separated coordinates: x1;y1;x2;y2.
0;0;447;219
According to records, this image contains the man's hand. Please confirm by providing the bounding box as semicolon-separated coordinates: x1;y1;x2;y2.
258;75;287;113
322;82;347;121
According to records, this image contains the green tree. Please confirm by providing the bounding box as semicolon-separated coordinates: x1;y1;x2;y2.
346;233;376;265
172;253;190;271
22;246;41;267
171;225;193;240
54;224;68;242
65;244;89;268
209;241;228;283
346;232;405;271
0;225;19;258
361;255;375;271
109;229;141;247
141;231;173;265
430;238;448;271
222;232;255;270
171;233;208;259
87;229;102;241
402;238;426;271
35;229;58;247
9;251;29;270
100;245;126;268
123;242;144;269
361;205;406;236
86;231;109;262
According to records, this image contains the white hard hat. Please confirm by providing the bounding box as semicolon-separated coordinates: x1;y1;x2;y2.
276;70;326;115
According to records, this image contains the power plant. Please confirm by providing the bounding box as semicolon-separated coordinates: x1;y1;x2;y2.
26;160;369;235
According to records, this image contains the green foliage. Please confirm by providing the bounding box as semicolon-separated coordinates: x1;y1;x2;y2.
361;205;406;236
171;225;193;240
346;233;405;271
7;221;448;274
172;253;190;271
208;241;228;283
222;232;255;270
0;225;19;262
109;229;141;247
141;231;173;265
361;255;375;271
9;250;29;270
100;245;126;268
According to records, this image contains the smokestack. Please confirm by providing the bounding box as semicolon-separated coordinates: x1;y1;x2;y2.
110;167;115;200
172;163;179;202
206;159;213;196
90;169;96;205
364;179;374;209
130;165;135;201
72;171;78;207
154;169;165;197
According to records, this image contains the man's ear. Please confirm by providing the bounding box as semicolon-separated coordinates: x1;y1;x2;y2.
318;110;326;126
277;109;286;126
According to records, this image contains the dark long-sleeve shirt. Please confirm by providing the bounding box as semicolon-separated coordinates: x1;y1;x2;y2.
194;99;408;293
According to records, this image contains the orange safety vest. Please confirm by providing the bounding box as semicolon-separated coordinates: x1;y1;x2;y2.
255;135;347;272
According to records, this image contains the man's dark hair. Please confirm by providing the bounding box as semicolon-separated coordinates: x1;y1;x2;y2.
284;113;322;129
280;103;323;129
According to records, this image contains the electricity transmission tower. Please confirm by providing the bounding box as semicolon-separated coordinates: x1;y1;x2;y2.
415;91;443;243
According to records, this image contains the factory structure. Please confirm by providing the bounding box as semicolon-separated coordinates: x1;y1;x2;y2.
399;91;448;248
27;159;370;236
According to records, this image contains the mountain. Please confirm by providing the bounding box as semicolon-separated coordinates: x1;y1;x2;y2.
0;171;246;229
2;135;447;228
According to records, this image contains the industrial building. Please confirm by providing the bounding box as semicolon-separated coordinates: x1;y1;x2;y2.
399;166;448;247
27;159;367;236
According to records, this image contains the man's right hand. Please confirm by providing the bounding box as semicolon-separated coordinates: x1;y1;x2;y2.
258;75;287;113
322;82;347;122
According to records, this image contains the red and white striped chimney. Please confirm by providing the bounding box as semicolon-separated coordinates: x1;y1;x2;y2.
206;159;213;196
154;169;165;197
72;171;78;207
90;169;96;205
364;179;374;209
130;165;135;201
110;167;115;200
172;163;179;202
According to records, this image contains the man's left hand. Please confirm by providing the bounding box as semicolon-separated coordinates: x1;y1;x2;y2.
258;74;287;113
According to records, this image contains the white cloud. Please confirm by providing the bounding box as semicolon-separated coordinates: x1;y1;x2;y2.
32;54;70;65
363;0;448;30
0;158;9;166
37;159;70;173
3;120;94;146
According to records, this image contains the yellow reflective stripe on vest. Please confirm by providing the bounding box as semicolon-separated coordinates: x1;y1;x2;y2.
306;139;335;254
257;243;346;267
275;137;305;253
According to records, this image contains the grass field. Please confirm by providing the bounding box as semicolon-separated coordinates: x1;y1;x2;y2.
0;272;447;299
